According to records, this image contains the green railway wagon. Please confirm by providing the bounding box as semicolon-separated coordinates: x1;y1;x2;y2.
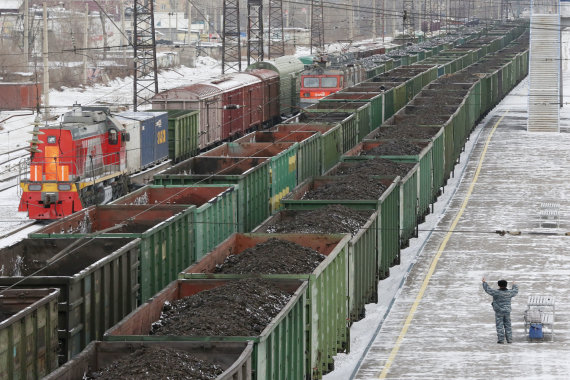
45;341;254;380
490;65;500;106
384;105;456;180
410;49;426;61
0;238;140;363
199;142;298;213
247;56;305;116
272;123;341;175
112;185;238;262
105;278;309;380
341;82;402;121
235;130;322;185
404;102;464;168
309;101;372;140
434;76;480;129
0;288;59;380
321;91;384;131
281;176;400;279
465;80;482;129
287;111;357;154
439;49;474;68
153;157;271;233
339;143;421;247
363;125;445;203
411;64;438;88
420;57;454;77
30;205;195;304
180;233;351;378
253;208;379;323
150;109;199;162
386;54;408;66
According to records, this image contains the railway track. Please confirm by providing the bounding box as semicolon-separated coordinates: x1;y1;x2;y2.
0;220;38;240
0;151;28;167
0;174;24;193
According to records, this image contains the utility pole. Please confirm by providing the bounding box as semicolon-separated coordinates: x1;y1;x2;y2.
348;0;354;40
42;3;49;120
310;0;324;54
120;1;126;63
284;1;289;28
24;0;29;65
247;0;263;65
403;0;414;39
268;0;285;59
372;0;377;40
99;5;108;59
175;0;178;42
83;4;88;84
222;0;241;73
382;0;385;41
445;0;451;34
133;0;159;110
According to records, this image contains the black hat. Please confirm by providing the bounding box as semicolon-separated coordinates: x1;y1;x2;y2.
498;280;508;288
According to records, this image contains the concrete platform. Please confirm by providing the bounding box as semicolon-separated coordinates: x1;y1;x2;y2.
355;78;570;379
352;77;570;379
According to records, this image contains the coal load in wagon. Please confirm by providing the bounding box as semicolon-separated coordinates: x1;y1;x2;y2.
302;174;388;200
333;158;415;178
150;279;292;336
435;72;478;84
359;139;423;156
215;238;326;274
86;346;224;380
369;125;440;140
420;103;458;117
393;113;450;125
412;94;464;107
260;205;373;236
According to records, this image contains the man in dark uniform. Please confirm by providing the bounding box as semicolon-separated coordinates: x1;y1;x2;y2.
482;277;518;343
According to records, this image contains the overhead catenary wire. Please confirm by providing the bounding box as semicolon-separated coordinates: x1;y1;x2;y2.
0;2;562;61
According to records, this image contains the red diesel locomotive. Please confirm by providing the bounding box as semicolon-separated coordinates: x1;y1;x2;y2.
19;105;168;219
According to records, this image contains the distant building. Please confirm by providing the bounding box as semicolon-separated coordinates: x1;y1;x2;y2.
28;0;122;17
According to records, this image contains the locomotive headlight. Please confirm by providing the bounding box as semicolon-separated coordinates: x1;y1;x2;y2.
57;184;72;191
47;136;56;144
29;184;42;191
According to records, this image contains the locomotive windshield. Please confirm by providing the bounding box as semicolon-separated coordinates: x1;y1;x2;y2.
321;77;339;88
303;77;320;88
108;129;118;145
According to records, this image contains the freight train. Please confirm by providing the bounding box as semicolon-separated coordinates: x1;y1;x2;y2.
2;21;530;380
17;37;451;221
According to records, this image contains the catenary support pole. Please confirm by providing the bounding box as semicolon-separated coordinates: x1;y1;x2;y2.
24;0;29;65
83;4;89;84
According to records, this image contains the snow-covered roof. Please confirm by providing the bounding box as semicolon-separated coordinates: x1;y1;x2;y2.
0;0;23;11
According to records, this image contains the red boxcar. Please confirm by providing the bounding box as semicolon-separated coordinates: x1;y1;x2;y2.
208;76;246;140
230;73;265;133
247;69;280;125
0;82;42;110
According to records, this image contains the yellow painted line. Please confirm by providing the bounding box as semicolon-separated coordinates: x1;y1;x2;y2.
379;112;508;379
